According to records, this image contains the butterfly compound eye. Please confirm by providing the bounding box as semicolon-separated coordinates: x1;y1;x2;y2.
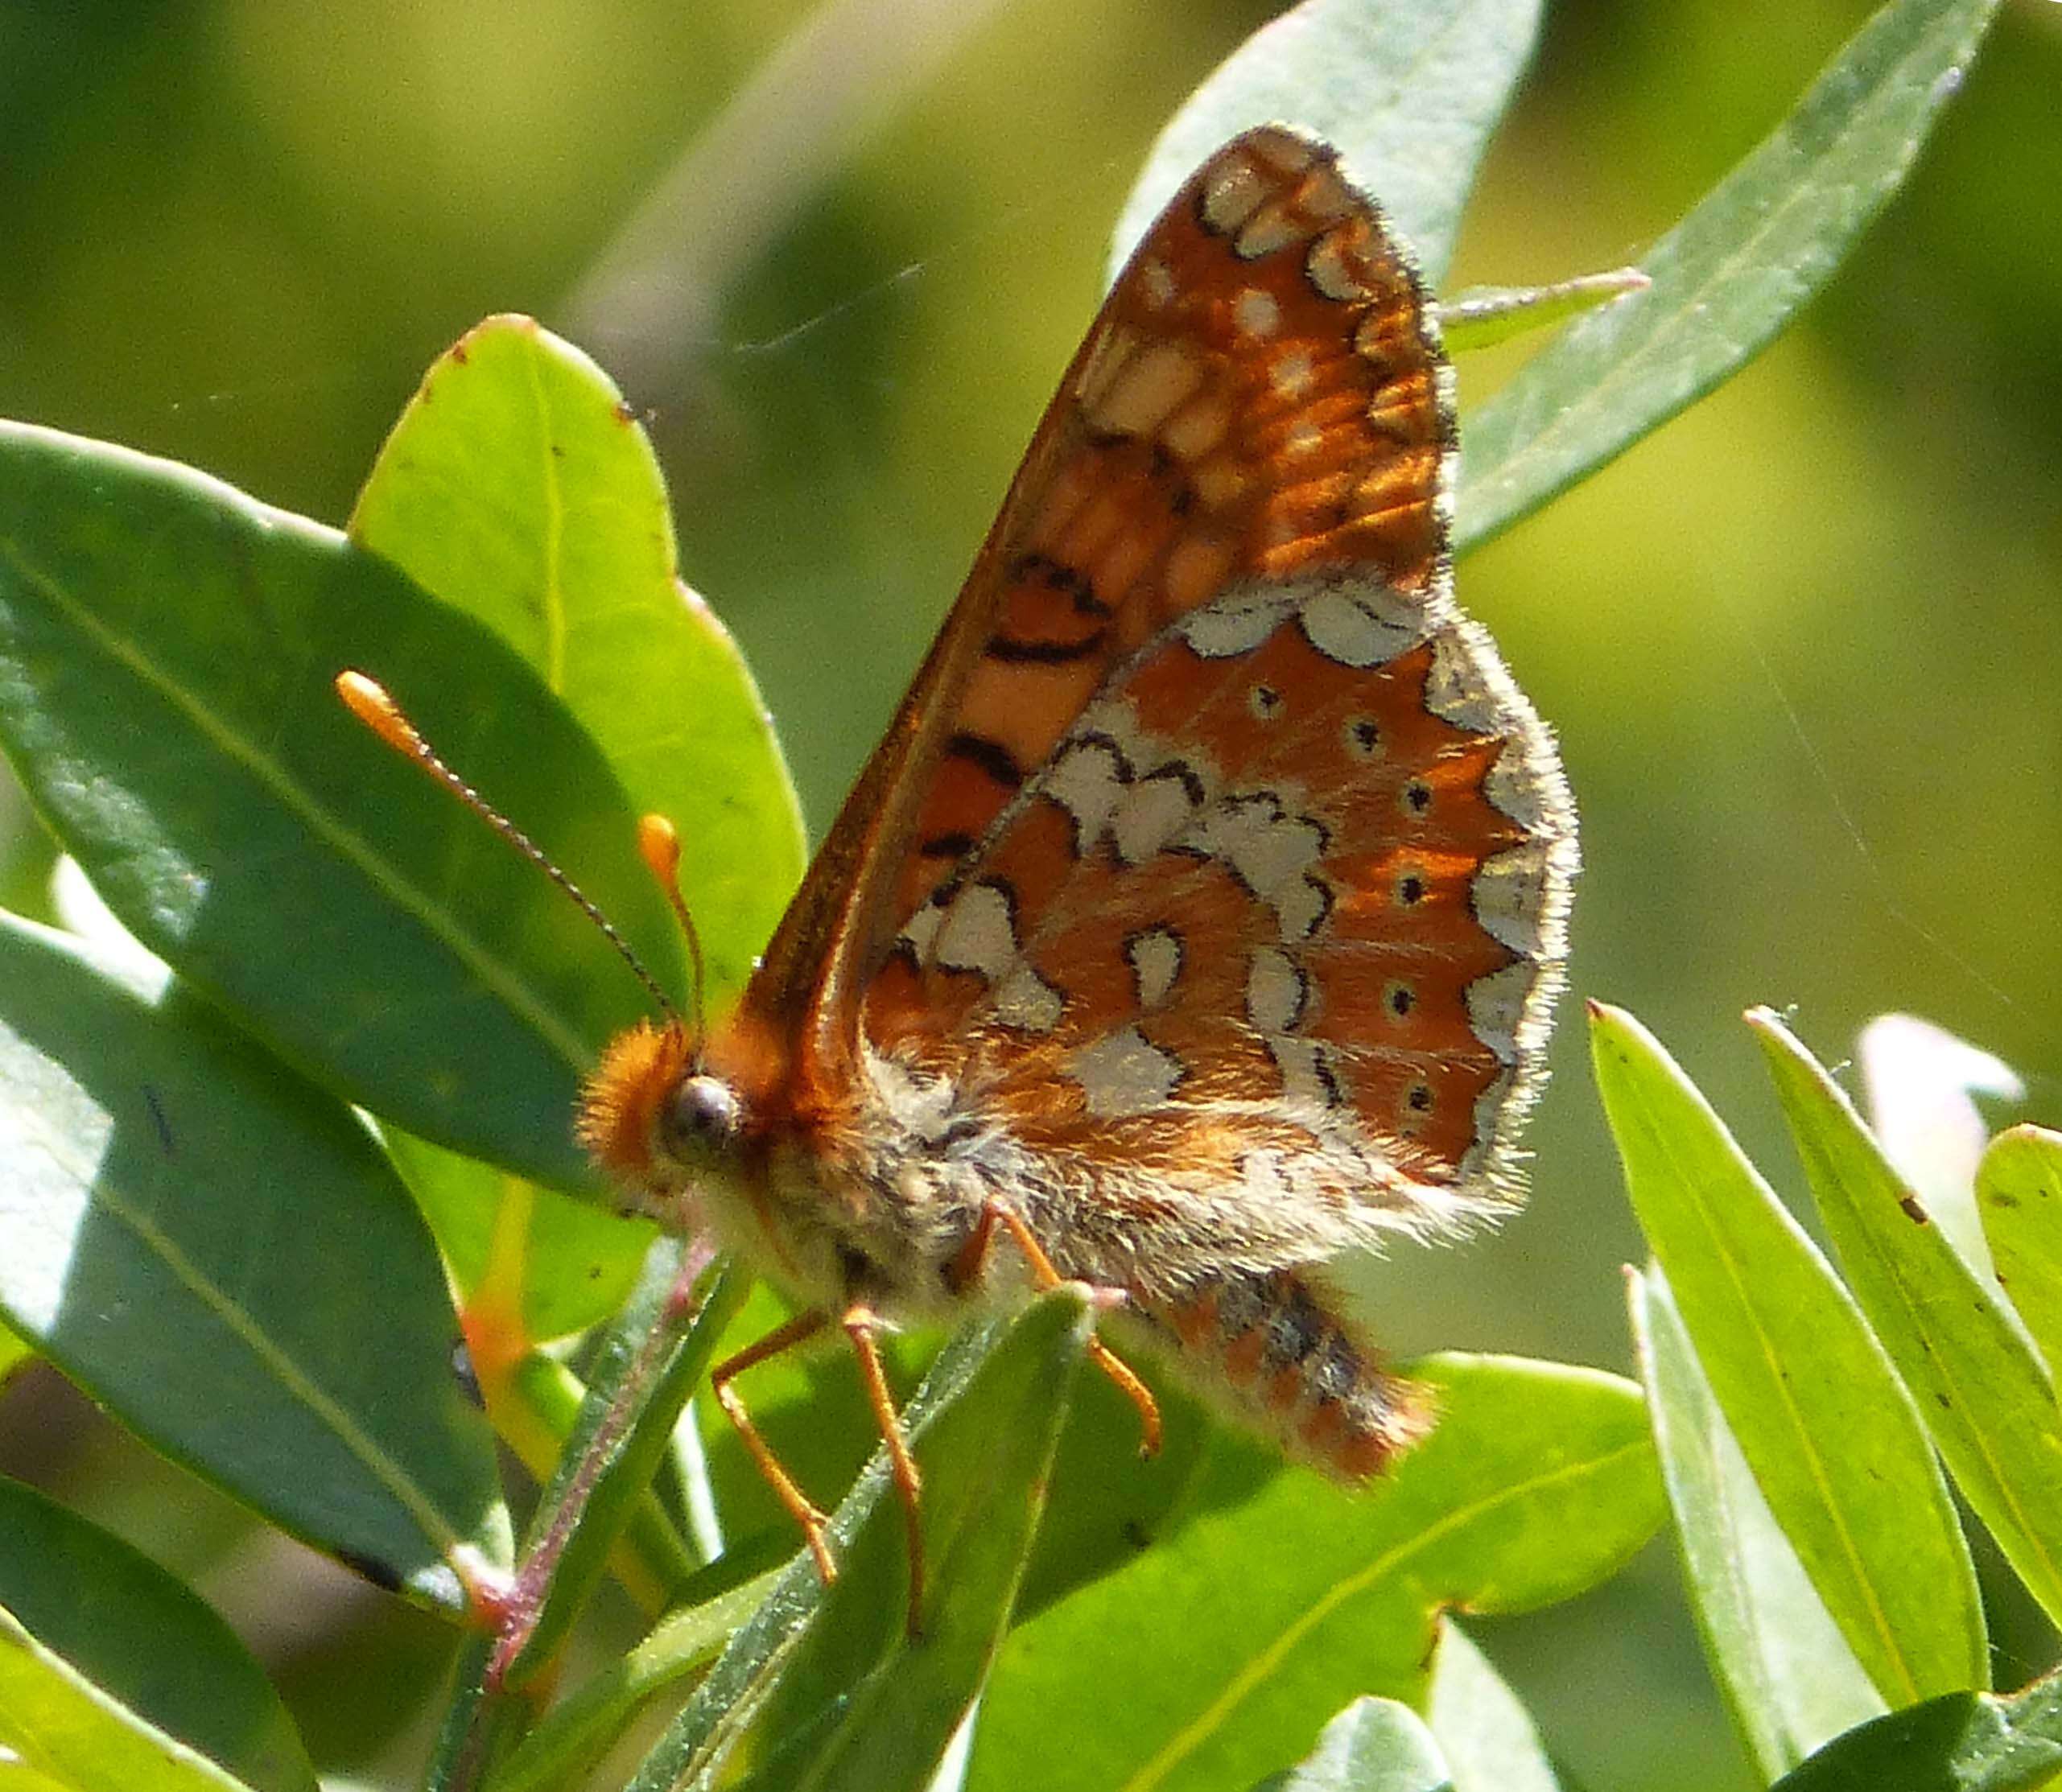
658;1074;740;1164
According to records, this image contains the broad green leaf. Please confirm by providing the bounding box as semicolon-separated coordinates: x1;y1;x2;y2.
0;421;681;1195
0;1320;29;1386
1112;0;1543;286
1858;1014;2021;1287
967;1355;1660;1792
625;1293;1092;1792
1590;1003;1984;1704
0;1479;314;1792
1978;1127;2062;1381
1252;1698;1452;1792
1630;1266;1883;1782
1458;0;2003;551
0;910;508;1609
1771;1675;2062;1792
350;315;802;1009
499;1243;745;1688
0;1605;258;1792
1752;1010;2062;1628
1425;1623;1560;1792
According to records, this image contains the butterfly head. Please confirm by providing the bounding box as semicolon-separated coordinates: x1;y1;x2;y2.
579;1018;718;1187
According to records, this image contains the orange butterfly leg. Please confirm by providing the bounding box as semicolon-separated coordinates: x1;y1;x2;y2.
842;1304;927;1638
710;1310;838;1584
951;1200;1164;1458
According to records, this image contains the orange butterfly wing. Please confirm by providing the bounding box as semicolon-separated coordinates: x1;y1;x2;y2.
737;129;1513;1121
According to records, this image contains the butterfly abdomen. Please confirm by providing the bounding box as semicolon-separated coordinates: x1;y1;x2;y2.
1143;1267;1429;1478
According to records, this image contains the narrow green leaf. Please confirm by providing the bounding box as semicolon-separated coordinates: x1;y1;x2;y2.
968;1355;1660;1792
0;910;509;1609
626;1294;1092;1792
0;422;680;1195
1438;270;1648;355
1425;1622;1561;1792
1590;1003;1985;1704
1752;1010;2062;1629
1978;1127;2062;1381
1252;1698;1452;1792
350;315;803;1007
1630;1265;1883;1781
1458;0;2003;551
0;1479;315;1792
1111;0;1544;286
0;1605;258;1792
501;1244;746;1687
485;1570;779;1792
1771;1675;2062;1792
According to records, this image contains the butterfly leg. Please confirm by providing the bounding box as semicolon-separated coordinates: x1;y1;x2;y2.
710;1310;839;1584
842;1304;926;1638
950;1200;1164;1457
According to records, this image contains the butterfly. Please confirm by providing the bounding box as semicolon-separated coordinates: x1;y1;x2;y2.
575;125;1577;1633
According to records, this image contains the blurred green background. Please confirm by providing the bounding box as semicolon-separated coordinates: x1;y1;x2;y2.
2;1;2059;1786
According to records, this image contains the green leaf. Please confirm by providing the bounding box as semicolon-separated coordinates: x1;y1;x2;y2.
1978;1127;2062;1381
387;1129;653;1347
625;1292;1093;1792
0;1478;315;1792
350;315;803;1008
1630;1265;1883;1781
967;1354;1660;1792
1111;0;1544;286
0;1605;258;1792
1752;1010;2062;1628
1590;1003;1985;1704
0;421;681;1196
1252;1698;1452;1792
1437;269;1648;355
499;1244;746;1688
0;910;508;1609
1425;1622;1561;1792
1458;0;2004;551
1770;1675;2062;1792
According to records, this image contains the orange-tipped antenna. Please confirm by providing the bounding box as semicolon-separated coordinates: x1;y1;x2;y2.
636;814;708;1058
335;670;678;1024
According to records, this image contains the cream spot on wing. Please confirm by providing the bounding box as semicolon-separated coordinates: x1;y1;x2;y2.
932;881;1017;982
899;898;945;964
1073;324;1138;414
1161;397;1230;463
1270;348;1316;400
1268;1035;1340;1110
1305;229;1371;302
1466;961;1533;1065
1301;585;1425;667
1283;418;1324;458
1070;1025;1183;1116
1177;588;1290;658
1246;947;1307;1032
1201;157;1267;234
1112;769;1202;863
1140;257;1176;309
1186;797;1328;938
1041;735;1128;853
1125;926;1182;1010
993;962;1063;1033
1235;200;1303;261
1192;460;1249;510
1086;340;1205;438
1234;287;1281;338
1473;841;1553;956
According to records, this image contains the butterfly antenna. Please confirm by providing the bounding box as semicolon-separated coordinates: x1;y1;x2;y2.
335;671;679;1024
633;814;708;1060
